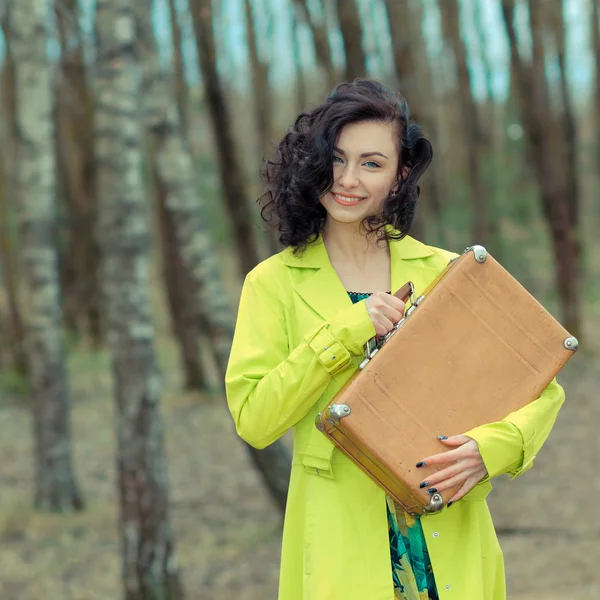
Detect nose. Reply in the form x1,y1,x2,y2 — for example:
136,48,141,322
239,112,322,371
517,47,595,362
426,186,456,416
338,164,359,190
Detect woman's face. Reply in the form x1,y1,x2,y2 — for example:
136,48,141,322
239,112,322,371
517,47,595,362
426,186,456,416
319,120,400,227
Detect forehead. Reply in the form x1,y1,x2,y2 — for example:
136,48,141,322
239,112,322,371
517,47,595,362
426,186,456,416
335,120,399,155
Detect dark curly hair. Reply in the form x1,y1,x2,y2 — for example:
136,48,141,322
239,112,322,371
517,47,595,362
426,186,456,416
260,79,433,253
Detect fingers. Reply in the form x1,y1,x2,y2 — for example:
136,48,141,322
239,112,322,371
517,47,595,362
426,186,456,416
365,292,406,335
438,434,472,447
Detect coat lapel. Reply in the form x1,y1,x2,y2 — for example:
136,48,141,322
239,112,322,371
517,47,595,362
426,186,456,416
281,231,439,321
281,236,352,323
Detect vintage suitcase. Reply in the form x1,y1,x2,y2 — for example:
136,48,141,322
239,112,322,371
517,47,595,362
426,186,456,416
315,245,578,515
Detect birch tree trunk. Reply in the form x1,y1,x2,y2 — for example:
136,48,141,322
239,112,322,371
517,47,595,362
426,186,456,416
11,0,84,511
291,2,308,113
94,0,183,597
501,0,582,337
55,0,102,345
335,0,367,81
0,8,27,375
439,0,488,246
137,0,291,513
382,0,444,243
190,0,261,278
293,0,337,89
166,0,189,133
591,0,600,173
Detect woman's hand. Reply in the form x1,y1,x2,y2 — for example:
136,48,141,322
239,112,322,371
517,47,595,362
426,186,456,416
416,435,488,505
365,292,406,336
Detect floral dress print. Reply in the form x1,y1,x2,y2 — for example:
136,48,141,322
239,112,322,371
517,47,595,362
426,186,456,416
348,292,439,600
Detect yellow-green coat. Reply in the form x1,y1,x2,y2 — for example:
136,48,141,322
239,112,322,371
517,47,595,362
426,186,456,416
225,234,565,600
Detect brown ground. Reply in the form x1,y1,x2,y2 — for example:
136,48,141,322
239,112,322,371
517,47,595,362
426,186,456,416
0,306,598,600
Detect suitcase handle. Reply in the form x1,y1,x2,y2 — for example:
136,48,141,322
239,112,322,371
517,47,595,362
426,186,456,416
360,281,418,369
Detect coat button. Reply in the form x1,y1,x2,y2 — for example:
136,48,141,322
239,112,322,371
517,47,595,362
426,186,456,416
445,584,451,590
432,531,440,538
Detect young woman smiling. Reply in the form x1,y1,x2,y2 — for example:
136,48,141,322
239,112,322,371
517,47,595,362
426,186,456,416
225,80,565,600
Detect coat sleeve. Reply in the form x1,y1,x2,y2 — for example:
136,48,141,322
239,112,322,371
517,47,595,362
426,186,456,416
225,269,376,449
463,378,565,479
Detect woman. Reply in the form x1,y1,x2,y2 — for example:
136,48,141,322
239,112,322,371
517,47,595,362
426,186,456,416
225,80,565,600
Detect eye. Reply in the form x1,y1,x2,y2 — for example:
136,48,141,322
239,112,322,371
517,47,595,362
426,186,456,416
332,156,343,164
364,161,381,168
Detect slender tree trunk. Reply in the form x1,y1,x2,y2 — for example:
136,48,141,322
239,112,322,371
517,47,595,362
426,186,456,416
94,1,183,597
293,0,337,89
189,0,261,278
166,0,189,133
11,0,84,512
382,0,445,243
439,0,488,246
137,0,291,513
591,0,600,173
291,2,308,113
55,0,102,345
335,0,367,81
501,0,581,336
0,11,27,375
549,1,579,228
153,161,208,391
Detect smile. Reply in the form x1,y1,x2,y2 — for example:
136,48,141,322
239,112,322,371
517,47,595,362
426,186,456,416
331,192,366,206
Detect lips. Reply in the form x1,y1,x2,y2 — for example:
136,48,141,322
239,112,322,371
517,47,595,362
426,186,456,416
330,192,366,206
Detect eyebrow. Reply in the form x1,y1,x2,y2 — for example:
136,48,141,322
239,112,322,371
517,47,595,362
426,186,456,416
333,146,389,160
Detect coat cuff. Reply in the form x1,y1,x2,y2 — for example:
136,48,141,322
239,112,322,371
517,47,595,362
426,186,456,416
305,301,375,376
464,421,525,480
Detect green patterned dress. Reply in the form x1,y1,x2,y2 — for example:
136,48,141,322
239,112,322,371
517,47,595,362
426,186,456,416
348,292,439,600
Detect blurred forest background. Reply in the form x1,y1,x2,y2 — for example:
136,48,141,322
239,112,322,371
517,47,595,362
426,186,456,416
0,0,599,598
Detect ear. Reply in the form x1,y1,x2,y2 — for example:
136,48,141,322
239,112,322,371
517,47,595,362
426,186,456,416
401,165,411,180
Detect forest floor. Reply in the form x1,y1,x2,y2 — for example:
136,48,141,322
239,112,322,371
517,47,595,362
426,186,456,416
0,293,599,600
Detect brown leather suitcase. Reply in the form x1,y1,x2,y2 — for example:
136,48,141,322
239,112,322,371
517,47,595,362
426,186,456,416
315,245,578,515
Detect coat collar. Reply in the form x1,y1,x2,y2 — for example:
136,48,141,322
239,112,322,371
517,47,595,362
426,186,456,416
281,230,435,323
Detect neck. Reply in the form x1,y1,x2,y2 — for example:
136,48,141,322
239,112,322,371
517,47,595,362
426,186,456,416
321,219,388,266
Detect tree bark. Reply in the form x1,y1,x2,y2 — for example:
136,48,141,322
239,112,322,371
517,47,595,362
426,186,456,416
549,1,579,228
0,10,27,375
335,0,367,81
293,0,337,89
166,0,189,133
55,0,102,346
94,0,183,597
137,0,291,513
189,0,261,278
11,0,84,511
439,0,488,246
501,0,582,337
591,0,600,173
382,0,445,243
291,2,308,113
153,162,208,391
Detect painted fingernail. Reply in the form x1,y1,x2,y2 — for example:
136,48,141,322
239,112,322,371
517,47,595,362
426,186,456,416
419,481,429,489
447,501,454,508
427,488,438,495
437,435,448,440
416,461,426,468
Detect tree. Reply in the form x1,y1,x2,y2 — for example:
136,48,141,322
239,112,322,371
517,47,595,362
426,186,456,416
0,6,26,375
501,0,582,336
54,0,102,345
11,0,84,511
335,0,367,81
439,0,488,246
137,0,291,512
382,0,444,244
166,0,189,132
591,0,600,172
189,0,261,278
293,0,337,90
94,0,183,596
